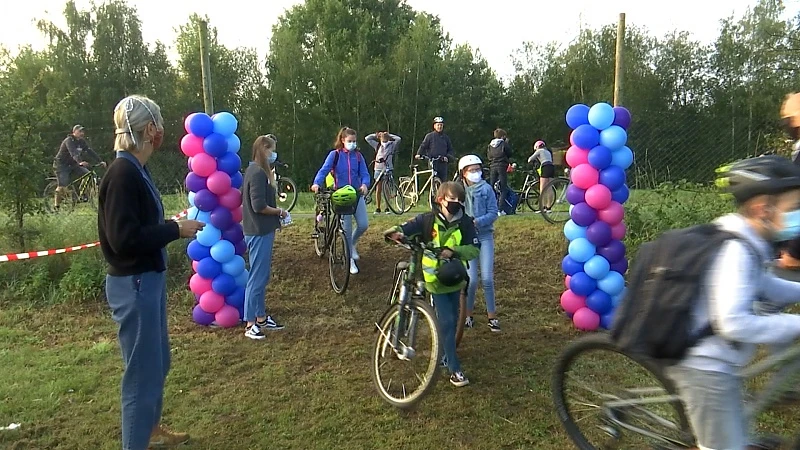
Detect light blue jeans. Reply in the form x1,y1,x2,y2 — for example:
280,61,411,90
466,234,496,315
244,232,276,322
341,196,368,255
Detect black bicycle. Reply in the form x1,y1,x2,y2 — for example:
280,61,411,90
311,190,353,294
272,162,298,212
43,164,104,213
364,160,403,215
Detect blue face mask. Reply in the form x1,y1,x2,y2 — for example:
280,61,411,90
268,152,277,164
774,209,800,242
344,142,357,151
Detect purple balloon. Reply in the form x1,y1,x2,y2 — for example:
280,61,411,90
222,223,244,244
210,207,234,230
571,202,598,227
234,240,247,256
562,255,584,276
186,173,207,193
194,189,219,212
610,259,629,275
217,152,242,175
203,133,228,158
192,304,215,325
231,172,243,189
600,166,626,191
566,185,586,205
598,240,626,263
572,124,600,149
611,185,630,204
612,106,631,129
586,221,613,247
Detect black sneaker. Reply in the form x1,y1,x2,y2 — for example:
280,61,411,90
257,316,284,331
374,208,381,215
488,318,501,332
245,324,265,340
450,371,469,387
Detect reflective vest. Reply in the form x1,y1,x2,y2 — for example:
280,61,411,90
422,221,464,283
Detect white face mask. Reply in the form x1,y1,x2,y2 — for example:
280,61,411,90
466,172,482,184
344,142,357,151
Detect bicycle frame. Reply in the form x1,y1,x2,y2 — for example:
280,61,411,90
382,240,428,354
365,167,391,200
401,157,442,204
314,192,344,252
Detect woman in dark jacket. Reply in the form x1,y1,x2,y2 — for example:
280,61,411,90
98,95,204,450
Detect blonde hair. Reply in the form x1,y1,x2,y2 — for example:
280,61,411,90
113,95,163,152
252,135,277,187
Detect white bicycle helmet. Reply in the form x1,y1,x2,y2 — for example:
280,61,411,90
458,154,483,172
433,116,444,123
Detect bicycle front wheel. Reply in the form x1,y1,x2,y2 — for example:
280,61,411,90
372,299,441,410
384,176,404,215
277,177,298,212
428,177,442,210
329,226,351,294
524,181,541,212
397,179,415,213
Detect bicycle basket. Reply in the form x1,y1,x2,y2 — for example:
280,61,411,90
333,201,357,215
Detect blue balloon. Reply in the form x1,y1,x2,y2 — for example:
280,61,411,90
612,287,627,307
584,255,611,280
196,224,222,247
570,272,597,297
572,124,600,149
611,146,634,170
212,112,238,136
203,133,228,158
210,240,236,263
222,255,246,276
598,271,625,296
227,287,245,309
187,240,211,261
196,257,222,279
187,113,214,137
599,166,626,191
599,125,627,150
187,191,196,207
566,104,590,129
231,172,243,189
211,273,237,296
588,103,615,130
236,305,245,320
564,220,588,241
600,311,615,330
611,185,630,204
235,269,249,287
217,152,242,175
586,289,614,315
587,145,612,170
226,134,241,153
568,237,597,263
562,255,584,276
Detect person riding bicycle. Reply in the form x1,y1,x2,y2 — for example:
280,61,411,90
528,140,555,210
668,155,800,450
53,124,106,207
487,128,512,216
416,116,454,181
385,181,479,387
365,131,401,214
311,127,371,275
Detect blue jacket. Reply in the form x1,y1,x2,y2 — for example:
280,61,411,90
313,149,371,190
465,180,498,237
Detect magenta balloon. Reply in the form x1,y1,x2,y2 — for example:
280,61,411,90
598,201,624,225
611,221,627,240
215,304,241,328
219,188,242,210
560,289,587,314
571,164,600,190
199,290,225,314
571,202,598,227
181,134,204,157
207,171,232,196
585,184,613,210
192,153,217,177
612,106,631,129
189,273,212,296
566,146,589,168
573,307,600,331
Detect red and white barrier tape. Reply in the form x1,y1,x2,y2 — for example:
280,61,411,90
0,209,189,263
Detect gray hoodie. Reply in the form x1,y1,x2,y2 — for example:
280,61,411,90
365,133,401,171
487,138,512,167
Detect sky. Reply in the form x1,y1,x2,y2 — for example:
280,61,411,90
2,0,784,80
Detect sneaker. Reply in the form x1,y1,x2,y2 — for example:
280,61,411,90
440,355,448,368
351,247,360,261
374,209,381,215
244,324,266,340
257,316,284,331
488,318,501,332
350,259,359,274
450,371,470,387
465,316,474,329
385,210,392,215
148,425,189,448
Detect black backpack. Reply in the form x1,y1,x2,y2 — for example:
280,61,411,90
610,223,759,363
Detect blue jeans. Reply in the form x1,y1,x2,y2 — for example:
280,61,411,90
432,290,462,373
466,234,496,315
244,232,276,322
106,271,170,450
341,196,368,254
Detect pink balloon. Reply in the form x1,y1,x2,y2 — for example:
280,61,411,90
569,132,576,147
192,260,199,272
192,153,217,177
231,206,243,224
570,164,599,190
189,273,213,296
573,307,600,331
199,290,225,314
181,134,204,157
611,221,627,240
564,275,571,290
215,304,240,328
560,290,587,314
219,188,242,210
598,202,624,226
207,171,232,195
565,146,589,168
585,184,612,210
184,113,197,134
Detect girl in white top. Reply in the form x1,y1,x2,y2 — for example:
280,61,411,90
365,131,401,214
528,140,555,211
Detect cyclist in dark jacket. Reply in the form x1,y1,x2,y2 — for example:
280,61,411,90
487,128,512,214
53,124,105,207
416,116,455,181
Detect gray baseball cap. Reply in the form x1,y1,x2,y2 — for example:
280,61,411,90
72,124,85,133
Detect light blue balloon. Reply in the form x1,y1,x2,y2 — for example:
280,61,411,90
564,220,588,241
568,238,597,263
210,240,236,263
584,255,611,280
235,269,249,287
187,206,199,218
599,125,627,150
188,191,196,207
196,224,222,247
598,271,625,296
212,112,238,136
588,103,615,130
190,209,212,224
226,134,241,153
611,287,627,307
222,255,246,277
611,146,634,170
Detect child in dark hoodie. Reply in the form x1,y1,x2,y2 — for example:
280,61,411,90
487,128,512,216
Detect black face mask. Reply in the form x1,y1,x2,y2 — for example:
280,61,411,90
444,201,462,215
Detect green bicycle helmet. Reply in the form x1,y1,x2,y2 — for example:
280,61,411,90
435,259,468,287
331,185,358,206
716,155,800,204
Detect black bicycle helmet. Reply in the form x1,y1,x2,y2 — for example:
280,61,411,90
435,258,467,286
717,155,800,203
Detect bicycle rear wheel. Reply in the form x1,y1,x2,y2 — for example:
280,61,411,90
552,333,693,450
43,181,76,213
540,178,570,224
277,177,298,212
428,177,442,210
397,179,415,213
312,215,327,258
524,181,541,212
329,225,351,294
384,175,404,215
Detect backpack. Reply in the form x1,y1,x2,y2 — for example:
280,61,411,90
609,223,760,363
325,149,363,188
499,188,519,215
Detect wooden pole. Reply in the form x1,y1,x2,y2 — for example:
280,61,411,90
613,13,626,106
198,20,214,115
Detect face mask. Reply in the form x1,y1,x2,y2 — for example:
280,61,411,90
443,201,462,215
466,172,482,184
344,142,357,151
269,152,278,164
774,209,800,242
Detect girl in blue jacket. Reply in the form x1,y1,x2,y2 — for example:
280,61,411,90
458,155,501,332
311,127,371,274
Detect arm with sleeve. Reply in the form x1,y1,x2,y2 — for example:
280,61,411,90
66,138,82,164
386,135,401,161
358,152,371,188
249,169,269,212
365,133,379,150
417,133,430,158
397,214,426,237
83,141,102,163
474,185,499,229
312,151,337,187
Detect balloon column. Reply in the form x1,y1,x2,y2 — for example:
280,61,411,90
560,103,633,331
182,112,247,328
